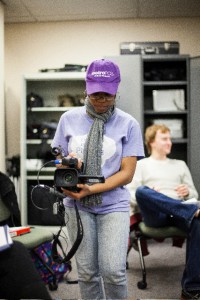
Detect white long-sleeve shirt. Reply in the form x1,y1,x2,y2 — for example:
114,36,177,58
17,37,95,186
128,156,199,214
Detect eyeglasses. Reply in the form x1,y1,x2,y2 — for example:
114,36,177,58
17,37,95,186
88,93,115,102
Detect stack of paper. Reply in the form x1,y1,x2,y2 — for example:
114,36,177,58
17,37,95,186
0,225,13,252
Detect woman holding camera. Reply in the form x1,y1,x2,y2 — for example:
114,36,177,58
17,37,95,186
51,59,144,299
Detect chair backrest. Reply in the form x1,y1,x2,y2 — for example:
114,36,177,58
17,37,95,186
0,172,21,226
0,197,11,222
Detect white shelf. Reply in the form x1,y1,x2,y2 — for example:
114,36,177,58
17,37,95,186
142,55,189,163
29,106,82,112
26,139,52,144
24,72,86,81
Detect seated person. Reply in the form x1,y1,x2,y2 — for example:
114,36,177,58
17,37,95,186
0,239,52,299
128,124,200,300
0,171,51,299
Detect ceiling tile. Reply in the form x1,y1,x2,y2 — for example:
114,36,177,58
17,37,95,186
3,0,32,17
139,0,200,18
22,0,138,20
2,0,200,23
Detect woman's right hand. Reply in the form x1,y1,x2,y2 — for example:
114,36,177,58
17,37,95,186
67,152,82,169
55,152,82,169
61,183,93,200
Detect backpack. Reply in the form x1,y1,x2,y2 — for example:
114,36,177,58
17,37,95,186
31,201,83,290
31,241,71,291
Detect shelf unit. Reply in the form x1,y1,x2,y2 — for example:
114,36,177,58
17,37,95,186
190,56,200,196
107,54,190,164
20,72,86,225
142,55,190,163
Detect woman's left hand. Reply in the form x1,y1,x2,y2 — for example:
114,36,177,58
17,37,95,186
61,184,92,200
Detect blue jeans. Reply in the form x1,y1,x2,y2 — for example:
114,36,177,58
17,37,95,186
65,206,130,299
136,186,200,292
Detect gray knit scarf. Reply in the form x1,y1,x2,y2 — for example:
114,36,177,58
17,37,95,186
80,97,115,207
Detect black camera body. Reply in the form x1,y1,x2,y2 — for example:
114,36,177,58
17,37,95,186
54,168,105,191
52,147,105,191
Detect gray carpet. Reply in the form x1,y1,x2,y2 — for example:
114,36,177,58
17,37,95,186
49,238,186,299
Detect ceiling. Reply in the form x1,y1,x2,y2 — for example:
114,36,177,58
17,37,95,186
2,0,200,24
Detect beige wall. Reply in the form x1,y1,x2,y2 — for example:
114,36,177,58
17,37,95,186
0,2,5,172
4,17,200,157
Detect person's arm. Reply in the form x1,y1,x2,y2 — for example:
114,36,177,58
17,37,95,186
61,156,137,200
127,161,144,215
176,161,199,199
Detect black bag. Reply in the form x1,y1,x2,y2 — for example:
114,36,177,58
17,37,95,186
27,92,43,108
27,124,41,139
27,121,57,140
39,121,58,139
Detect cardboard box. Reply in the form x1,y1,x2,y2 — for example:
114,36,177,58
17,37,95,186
153,89,185,112
153,119,183,138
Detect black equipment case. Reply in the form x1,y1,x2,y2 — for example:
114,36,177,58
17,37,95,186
120,41,179,55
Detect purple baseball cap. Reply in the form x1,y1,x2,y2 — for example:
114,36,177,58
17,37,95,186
85,59,121,95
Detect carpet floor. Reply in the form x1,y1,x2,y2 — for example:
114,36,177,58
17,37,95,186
49,238,186,299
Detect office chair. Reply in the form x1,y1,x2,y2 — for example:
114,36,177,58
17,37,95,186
129,217,187,289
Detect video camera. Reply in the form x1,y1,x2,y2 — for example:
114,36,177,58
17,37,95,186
52,146,105,191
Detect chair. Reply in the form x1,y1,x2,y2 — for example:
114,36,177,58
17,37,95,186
128,216,187,290
0,174,57,290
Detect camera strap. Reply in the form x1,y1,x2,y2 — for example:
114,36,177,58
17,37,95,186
52,201,83,263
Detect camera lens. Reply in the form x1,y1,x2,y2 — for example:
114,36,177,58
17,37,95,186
54,168,78,188
64,173,74,183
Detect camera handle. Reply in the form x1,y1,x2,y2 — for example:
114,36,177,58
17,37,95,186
54,157,78,168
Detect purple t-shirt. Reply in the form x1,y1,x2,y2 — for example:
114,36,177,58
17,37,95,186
51,106,144,214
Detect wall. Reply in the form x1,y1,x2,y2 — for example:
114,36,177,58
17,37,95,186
0,2,5,172
4,17,200,157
